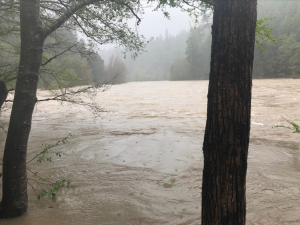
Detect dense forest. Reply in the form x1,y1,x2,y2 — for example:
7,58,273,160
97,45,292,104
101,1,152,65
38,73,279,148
0,28,127,90
103,0,300,81
170,25,211,80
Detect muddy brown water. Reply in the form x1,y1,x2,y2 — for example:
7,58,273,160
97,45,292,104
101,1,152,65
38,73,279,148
0,80,300,225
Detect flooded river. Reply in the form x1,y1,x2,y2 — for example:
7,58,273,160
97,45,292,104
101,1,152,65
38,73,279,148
1,79,300,225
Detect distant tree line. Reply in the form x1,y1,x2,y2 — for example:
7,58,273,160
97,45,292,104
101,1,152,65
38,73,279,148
103,0,300,81
170,25,211,80
104,55,127,84
102,30,189,81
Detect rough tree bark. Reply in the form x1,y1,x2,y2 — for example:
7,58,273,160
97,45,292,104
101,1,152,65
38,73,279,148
0,0,45,218
201,0,257,224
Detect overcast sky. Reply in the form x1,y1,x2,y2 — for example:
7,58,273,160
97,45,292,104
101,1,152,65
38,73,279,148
135,7,194,38
101,6,196,51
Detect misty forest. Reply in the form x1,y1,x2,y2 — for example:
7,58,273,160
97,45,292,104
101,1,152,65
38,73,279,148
0,0,300,224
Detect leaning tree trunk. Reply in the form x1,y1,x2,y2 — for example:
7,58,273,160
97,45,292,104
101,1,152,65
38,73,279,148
0,0,44,218
201,0,257,224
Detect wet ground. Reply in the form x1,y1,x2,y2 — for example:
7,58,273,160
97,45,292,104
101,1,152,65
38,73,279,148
0,79,300,224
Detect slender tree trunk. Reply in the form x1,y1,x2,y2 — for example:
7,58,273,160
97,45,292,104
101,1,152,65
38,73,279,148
201,0,257,224
0,0,44,218
0,81,8,109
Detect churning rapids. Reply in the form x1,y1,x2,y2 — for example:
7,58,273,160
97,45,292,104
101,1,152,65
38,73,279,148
0,80,300,225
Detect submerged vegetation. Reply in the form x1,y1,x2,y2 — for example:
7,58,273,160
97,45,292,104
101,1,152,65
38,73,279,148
274,118,300,134
27,134,73,200
0,134,72,200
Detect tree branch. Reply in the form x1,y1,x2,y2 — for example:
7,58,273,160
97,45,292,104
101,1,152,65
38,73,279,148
112,0,141,25
41,42,79,66
72,14,109,45
27,168,56,185
43,0,104,37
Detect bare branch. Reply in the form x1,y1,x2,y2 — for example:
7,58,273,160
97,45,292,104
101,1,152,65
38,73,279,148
72,15,108,45
27,168,56,184
41,42,79,66
28,178,55,186
37,85,102,102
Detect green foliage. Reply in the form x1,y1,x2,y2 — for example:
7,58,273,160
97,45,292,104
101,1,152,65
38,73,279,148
1,0,148,89
152,0,213,24
253,0,300,79
34,134,71,164
255,18,281,53
183,25,211,80
0,25,106,90
26,134,73,200
177,0,300,80
274,118,300,134
39,29,105,89
37,179,71,200
0,21,20,89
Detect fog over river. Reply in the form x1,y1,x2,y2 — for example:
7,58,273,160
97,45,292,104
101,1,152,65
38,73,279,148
1,79,300,225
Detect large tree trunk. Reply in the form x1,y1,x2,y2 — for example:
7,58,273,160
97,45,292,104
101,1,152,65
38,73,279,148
0,0,44,218
201,0,257,224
